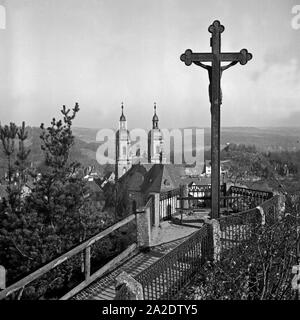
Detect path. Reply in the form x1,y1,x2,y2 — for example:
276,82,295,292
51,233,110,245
72,235,194,300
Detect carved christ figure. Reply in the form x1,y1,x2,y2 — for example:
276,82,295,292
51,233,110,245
193,61,238,105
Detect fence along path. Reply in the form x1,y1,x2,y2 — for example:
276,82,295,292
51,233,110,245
218,195,279,255
131,189,279,300
76,188,278,301
134,224,211,300
72,237,189,300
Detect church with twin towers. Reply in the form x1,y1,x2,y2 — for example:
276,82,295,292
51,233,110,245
115,102,167,180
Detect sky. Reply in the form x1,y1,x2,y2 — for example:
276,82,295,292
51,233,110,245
0,0,299,130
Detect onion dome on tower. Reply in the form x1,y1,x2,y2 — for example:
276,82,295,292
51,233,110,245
115,102,132,180
152,102,159,129
148,102,166,164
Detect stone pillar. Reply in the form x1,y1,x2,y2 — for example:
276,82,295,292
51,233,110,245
181,184,189,209
256,206,265,226
0,265,5,290
278,193,286,217
272,192,286,218
204,218,221,262
135,206,151,249
115,271,144,300
149,192,160,227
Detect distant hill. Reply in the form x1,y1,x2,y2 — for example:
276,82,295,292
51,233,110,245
205,127,300,152
182,127,300,153
72,127,101,143
72,126,300,160
0,127,105,177
2,126,299,177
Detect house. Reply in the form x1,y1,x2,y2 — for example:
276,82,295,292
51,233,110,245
203,160,212,176
202,160,228,178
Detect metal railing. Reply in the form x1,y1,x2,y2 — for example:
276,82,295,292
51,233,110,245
218,194,279,256
159,188,181,221
178,185,272,215
0,184,283,301
188,184,226,208
134,224,211,300
226,186,273,212
159,188,181,201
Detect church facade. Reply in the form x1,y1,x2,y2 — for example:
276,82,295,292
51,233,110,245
115,103,166,180
114,103,224,222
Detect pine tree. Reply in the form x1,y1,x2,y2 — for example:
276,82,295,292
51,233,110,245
29,103,88,250
0,121,33,285
0,104,131,299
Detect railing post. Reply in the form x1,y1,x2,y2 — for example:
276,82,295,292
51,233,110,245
256,206,265,226
224,183,227,208
84,246,91,280
277,193,286,217
136,206,151,249
0,265,6,290
115,271,144,300
204,219,221,262
149,193,160,227
181,184,189,210
292,265,300,300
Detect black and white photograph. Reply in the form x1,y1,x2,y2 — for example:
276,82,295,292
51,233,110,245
0,0,299,310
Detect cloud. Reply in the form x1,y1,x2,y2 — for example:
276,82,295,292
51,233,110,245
0,0,299,129
222,58,300,126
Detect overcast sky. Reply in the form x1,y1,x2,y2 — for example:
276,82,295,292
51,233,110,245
0,0,299,129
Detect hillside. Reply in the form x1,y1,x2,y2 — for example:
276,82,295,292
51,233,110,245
2,126,299,177
0,126,103,177
72,126,300,152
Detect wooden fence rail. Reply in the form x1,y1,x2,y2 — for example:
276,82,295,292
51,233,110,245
60,243,137,300
0,214,136,300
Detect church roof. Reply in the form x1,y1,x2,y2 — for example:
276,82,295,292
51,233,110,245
117,164,152,192
141,164,185,194
141,164,164,193
116,162,217,206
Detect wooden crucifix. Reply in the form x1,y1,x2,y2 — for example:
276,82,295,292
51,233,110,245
180,20,252,219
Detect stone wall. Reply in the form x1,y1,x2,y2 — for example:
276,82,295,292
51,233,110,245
115,272,143,300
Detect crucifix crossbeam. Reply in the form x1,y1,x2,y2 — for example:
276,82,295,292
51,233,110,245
181,50,252,64
180,20,252,219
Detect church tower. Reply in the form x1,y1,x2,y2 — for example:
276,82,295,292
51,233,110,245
116,103,132,180
148,103,166,164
